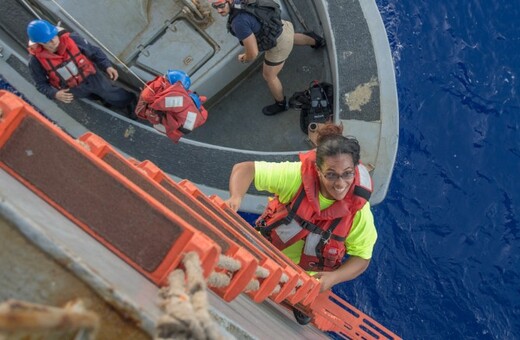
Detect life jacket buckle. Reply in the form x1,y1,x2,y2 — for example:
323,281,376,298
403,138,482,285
256,218,267,227
255,219,273,240
322,229,332,244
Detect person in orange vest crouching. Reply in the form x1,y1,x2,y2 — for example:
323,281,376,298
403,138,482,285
135,69,208,143
27,19,137,119
225,123,377,325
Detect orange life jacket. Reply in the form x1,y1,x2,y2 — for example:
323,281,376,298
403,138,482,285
255,150,373,271
29,32,96,89
135,76,208,143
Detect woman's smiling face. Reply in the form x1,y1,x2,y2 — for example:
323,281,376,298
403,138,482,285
316,153,355,201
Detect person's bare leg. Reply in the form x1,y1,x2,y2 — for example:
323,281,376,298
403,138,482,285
294,33,315,46
262,61,289,115
294,32,325,49
263,61,285,101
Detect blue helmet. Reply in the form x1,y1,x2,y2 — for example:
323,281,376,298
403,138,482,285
27,19,58,44
166,69,191,89
189,93,202,109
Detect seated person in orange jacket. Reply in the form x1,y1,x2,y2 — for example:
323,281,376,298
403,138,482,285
27,19,136,119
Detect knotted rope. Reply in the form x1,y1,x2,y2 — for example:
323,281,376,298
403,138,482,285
156,252,225,340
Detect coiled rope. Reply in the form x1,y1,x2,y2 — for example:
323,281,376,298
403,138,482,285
156,252,225,340
0,252,302,340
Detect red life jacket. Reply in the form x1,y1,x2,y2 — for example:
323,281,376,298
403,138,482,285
29,31,96,89
135,76,208,143
255,150,373,271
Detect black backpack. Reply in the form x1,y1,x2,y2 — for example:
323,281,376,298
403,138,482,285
290,81,334,134
228,0,283,51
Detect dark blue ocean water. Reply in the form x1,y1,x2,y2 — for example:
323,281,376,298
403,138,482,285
333,1,519,339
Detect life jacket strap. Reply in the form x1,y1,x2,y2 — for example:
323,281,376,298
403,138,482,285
354,185,371,201
256,189,306,239
294,215,345,243
316,218,342,269
284,189,306,223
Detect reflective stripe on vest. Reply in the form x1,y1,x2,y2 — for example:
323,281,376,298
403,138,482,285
274,218,303,244
136,76,208,142
303,233,321,256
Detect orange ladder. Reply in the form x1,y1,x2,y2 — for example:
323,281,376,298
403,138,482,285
0,90,219,284
78,132,258,302
135,159,298,303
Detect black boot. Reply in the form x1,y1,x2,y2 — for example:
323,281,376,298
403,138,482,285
292,307,312,325
262,97,288,116
304,31,326,49
125,95,138,120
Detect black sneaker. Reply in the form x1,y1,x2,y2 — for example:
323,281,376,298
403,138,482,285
304,31,326,49
262,97,289,116
292,307,312,325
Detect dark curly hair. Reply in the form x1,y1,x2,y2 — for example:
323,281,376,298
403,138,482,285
315,123,360,167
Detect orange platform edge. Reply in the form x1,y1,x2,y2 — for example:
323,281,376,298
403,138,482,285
208,193,322,306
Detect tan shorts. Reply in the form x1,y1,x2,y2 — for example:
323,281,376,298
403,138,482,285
264,20,294,65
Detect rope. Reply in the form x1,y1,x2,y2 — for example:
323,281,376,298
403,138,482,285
181,0,213,27
156,249,307,338
206,254,240,288
204,255,304,299
0,299,99,339
216,254,241,272
156,252,224,340
255,266,270,279
288,279,304,297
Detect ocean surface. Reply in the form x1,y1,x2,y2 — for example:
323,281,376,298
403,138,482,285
332,0,519,339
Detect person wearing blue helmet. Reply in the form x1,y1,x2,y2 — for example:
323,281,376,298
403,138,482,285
135,69,208,142
26,19,137,119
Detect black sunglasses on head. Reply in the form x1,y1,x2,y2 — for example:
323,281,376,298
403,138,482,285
212,2,227,9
